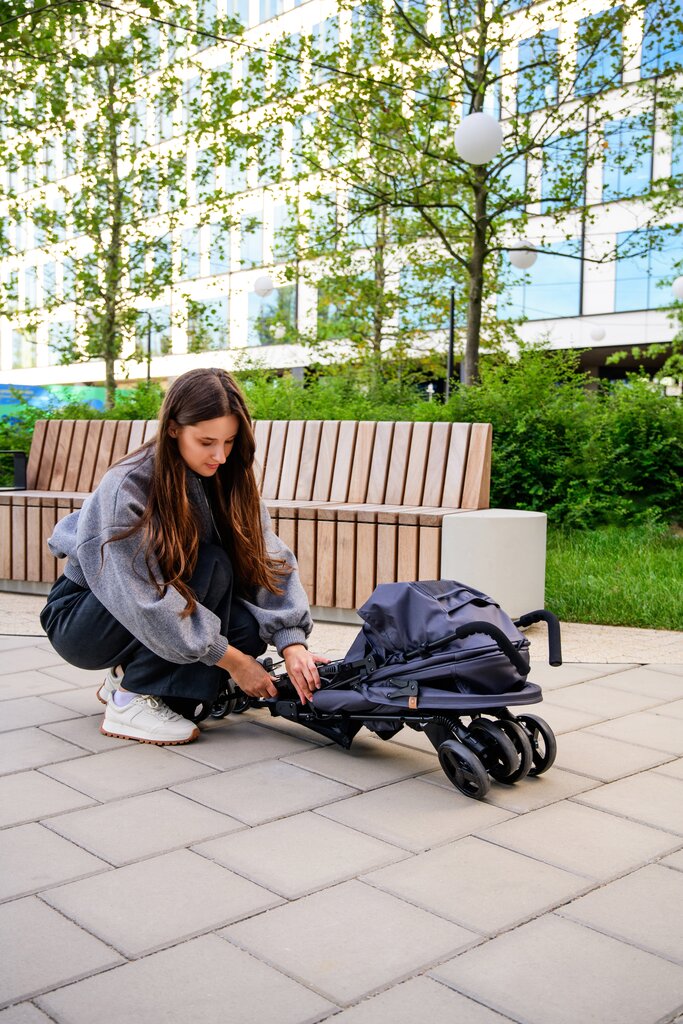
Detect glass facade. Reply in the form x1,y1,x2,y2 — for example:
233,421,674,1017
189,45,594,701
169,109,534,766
517,30,558,113
641,0,683,77
500,239,583,320
602,117,652,201
188,296,228,351
247,285,295,345
541,133,586,214
240,211,264,267
575,10,622,97
614,226,683,311
180,226,202,279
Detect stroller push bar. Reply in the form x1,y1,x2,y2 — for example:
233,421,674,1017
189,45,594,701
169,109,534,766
514,609,563,666
452,621,530,676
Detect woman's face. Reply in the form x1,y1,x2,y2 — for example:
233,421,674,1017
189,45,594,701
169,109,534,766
170,414,240,477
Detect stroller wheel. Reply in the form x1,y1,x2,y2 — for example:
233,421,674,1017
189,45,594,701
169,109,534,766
495,719,534,784
209,684,238,719
231,692,252,714
468,719,520,783
438,740,490,800
516,714,557,776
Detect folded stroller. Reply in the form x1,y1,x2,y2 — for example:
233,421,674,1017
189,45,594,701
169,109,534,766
211,580,561,801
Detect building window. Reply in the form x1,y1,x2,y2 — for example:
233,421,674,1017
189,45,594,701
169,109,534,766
672,106,683,177
62,257,77,303
180,226,202,279
155,96,174,143
602,117,652,201
399,266,464,332
139,168,159,217
311,18,339,85
499,239,583,320
182,75,202,130
152,235,172,282
273,203,295,262
195,148,215,202
615,226,683,311
541,133,586,214
247,285,295,345
259,0,283,23
135,306,172,358
24,266,38,309
224,151,248,194
226,0,249,25
317,274,372,340
48,319,75,365
131,98,147,151
351,5,379,65
273,34,301,93
209,223,230,275
195,0,217,49
42,262,57,305
291,112,317,177
309,193,337,252
574,9,622,97
12,330,37,369
462,53,501,119
517,30,558,113
240,212,263,267
257,126,282,187
347,190,376,250
187,296,229,351
641,0,683,77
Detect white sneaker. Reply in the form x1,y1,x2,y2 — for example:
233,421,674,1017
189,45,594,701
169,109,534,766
101,694,200,745
97,665,124,705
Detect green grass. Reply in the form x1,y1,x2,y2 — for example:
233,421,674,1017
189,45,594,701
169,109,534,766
545,522,683,631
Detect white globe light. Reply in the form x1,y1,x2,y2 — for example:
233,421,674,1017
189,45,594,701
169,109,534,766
672,276,683,300
508,243,537,270
590,326,606,342
254,275,274,298
454,112,504,165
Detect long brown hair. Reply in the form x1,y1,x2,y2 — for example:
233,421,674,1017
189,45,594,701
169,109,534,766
111,367,288,616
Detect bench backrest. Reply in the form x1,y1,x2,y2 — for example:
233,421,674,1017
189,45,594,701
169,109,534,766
27,418,491,509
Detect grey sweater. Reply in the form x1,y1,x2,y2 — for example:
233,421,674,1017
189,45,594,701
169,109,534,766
47,446,312,666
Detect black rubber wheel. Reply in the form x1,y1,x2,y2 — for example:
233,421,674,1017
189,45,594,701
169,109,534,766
209,684,238,720
231,692,252,714
438,739,490,800
516,714,557,776
495,718,534,783
468,718,520,782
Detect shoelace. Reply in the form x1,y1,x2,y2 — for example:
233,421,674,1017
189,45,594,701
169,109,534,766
135,695,181,721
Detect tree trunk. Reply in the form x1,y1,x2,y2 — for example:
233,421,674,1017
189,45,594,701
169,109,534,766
371,204,387,382
103,60,123,410
461,168,487,385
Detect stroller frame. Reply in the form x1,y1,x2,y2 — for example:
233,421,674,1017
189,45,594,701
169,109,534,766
211,609,561,801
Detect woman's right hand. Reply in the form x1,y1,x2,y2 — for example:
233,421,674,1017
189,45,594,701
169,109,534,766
219,648,278,699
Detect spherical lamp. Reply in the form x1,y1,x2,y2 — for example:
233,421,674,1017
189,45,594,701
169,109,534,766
253,275,275,298
454,112,504,165
589,326,606,342
672,276,683,300
508,242,537,270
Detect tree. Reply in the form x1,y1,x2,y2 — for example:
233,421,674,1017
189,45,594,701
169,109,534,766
267,0,683,383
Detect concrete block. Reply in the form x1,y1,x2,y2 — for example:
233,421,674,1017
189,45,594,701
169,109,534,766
0,822,108,900
574,770,683,834
587,711,683,754
546,681,672,717
441,509,546,617
0,728,86,775
0,771,94,828
0,671,77,701
554,729,672,782
169,717,320,771
317,976,510,1024
283,734,436,791
597,667,683,701
0,648,65,676
0,1005,54,1024
0,696,78,732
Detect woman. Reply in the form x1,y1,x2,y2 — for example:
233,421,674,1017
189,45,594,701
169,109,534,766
40,367,325,745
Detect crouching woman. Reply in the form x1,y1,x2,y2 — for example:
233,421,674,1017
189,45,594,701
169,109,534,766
40,367,325,745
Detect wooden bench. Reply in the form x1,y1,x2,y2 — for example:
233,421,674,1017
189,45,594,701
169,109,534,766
0,417,545,616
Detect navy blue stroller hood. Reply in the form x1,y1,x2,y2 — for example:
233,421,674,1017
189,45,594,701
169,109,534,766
344,579,531,696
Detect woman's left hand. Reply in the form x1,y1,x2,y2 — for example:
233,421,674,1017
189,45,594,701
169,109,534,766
282,644,330,704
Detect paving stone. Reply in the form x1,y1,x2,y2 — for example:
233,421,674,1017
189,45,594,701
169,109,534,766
317,779,513,852
0,671,77,701
0,896,123,1009
194,811,408,898
39,664,107,687
431,914,683,1024
45,790,243,865
661,850,683,871
587,711,683,754
647,665,683,679
37,933,334,1024
525,662,636,690
0,1005,54,1024
0,636,48,652
222,879,477,1006
476,800,680,880
326,976,511,1023
655,757,683,780
558,864,683,964
544,681,671,717
0,771,95,828
0,696,79,733
420,765,600,813
574,770,683,834
652,698,683,719
0,822,108,900
386,726,438,756
597,666,683,701
41,848,282,959
0,728,87,776
0,648,65,676
553,730,672,782
40,715,123,753
168,717,320,770
283,734,437,791
241,714,332,746
173,760,355,825
41,688,102,716
363,835,589,935
528,701,601,734
41,743,215,800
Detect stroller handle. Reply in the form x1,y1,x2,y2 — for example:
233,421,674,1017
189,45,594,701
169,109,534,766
513,610,563,666
454,621,530,676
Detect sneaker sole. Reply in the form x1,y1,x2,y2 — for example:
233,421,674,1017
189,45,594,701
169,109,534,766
99,723,200,745
96,685,107,705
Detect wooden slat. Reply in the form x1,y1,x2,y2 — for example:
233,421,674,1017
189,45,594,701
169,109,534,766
296,517,316,605
277,420,306,501
376,522,398,585
62,421,90,491
397,524,419,581
295,421,323,501
35,421,62,490
11,503,26,580
441,423,471,508
275,514,296,555
311,420,340,501
347,421,377,503
329,421,358,502
26,505,42,581
111,421,133,465
403,422,432,505
261,421,288,499
76,420,104,492
55,503,73,576
143,420,159,443
335,521,356,609
355,521,376,607
315,520,336,607
48,420,75,491
127,420,147,453
41,503,58,583
418,526,441,580
366,421,396,504
461,423,492,509
253,420,271,491
25,419,49,490
422,422,452,506
91,420,119,488
0,502,11,578
384,422,413,505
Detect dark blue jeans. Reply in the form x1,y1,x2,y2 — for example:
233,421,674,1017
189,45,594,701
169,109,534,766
40,543,266,719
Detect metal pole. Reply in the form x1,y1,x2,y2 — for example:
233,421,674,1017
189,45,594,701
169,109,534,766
146,315,152,384
445,284,455,400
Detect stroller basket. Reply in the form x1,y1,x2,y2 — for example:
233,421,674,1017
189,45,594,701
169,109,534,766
212,580,561,801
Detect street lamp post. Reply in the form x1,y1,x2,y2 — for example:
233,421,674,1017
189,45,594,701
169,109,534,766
445,284,456,401
146,314,152,384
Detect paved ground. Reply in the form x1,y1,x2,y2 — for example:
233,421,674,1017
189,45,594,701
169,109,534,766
0,606,682,1023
